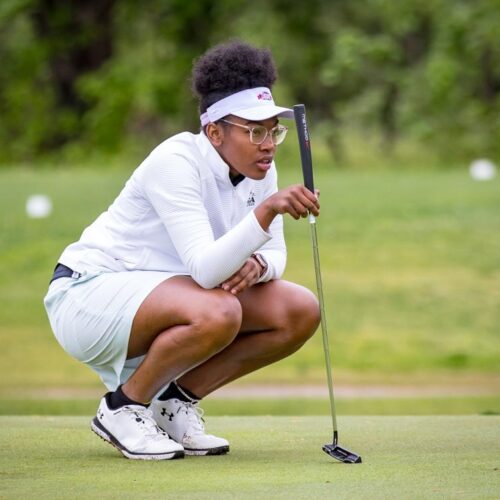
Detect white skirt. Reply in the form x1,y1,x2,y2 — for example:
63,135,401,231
44,270,180,390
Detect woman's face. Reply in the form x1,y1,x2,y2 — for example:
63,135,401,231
208,115,278,180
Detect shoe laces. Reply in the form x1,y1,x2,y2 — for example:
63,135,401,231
178,401,205,435
123,406,168,439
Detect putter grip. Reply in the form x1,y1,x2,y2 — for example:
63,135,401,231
293,104,314,193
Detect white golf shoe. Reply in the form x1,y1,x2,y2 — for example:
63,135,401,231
151,398,229,456
91,395,185,460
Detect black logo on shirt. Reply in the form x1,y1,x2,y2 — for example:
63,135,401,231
247,191,256,207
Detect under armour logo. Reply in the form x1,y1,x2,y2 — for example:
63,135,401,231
246,191,255,207
98,409,104,420
161,408,174,421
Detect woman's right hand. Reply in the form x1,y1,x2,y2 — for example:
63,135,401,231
254,184,320,231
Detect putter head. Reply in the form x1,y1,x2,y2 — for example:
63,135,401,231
323,443,362,464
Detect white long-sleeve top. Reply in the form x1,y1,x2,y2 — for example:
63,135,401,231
58,132,286,289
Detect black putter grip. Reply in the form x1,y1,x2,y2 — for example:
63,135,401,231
293,104,314,193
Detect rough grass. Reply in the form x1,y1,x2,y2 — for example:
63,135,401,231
0,167,499,393
1,415,499,499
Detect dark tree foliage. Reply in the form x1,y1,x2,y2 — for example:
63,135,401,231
32,0,114,114
31,0,115,148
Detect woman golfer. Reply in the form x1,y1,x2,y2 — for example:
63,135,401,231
44,40,320,460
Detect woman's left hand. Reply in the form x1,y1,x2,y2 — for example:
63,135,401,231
220,258,262,295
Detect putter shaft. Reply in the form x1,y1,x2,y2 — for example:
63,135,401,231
308,213,338,439
309,214,362,464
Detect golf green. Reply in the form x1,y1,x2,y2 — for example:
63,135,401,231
1,416,498,498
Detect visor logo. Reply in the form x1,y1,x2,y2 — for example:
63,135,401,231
257,91,272,101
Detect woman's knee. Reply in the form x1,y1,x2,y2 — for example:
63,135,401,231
191,292,242,351
280,285,320,346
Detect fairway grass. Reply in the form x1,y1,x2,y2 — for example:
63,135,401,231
1,416,498,499
1,168,499,391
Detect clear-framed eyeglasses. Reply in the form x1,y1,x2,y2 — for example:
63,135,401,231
220,119,288,145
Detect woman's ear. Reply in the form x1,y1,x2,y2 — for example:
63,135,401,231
205,122,224,147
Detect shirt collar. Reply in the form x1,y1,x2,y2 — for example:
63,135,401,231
231,174,246,186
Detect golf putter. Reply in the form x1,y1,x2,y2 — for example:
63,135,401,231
293,104,362,464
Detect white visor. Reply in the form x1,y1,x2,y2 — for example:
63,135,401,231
200,87,293,126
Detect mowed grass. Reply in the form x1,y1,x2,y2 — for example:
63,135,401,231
1,415,499,499
0,167,499,393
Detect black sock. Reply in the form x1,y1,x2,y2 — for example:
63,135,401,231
158,381,200,403
107,385,146,410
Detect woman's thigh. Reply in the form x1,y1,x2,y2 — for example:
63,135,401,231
128,275,242,358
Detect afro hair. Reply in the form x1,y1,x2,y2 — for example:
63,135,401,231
192,39,278,114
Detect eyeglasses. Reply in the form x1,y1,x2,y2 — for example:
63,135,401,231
220,119,288,145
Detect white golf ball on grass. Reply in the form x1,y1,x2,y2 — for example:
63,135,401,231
469,159,496,181
26,194,53,218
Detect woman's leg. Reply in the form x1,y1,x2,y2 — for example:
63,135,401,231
122,276,242,403
177,279,320,397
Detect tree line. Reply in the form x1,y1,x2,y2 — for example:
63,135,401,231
0,0,499,165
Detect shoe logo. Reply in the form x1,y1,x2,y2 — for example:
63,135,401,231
98,409,104,420
246,191,255,207
161,408,175,421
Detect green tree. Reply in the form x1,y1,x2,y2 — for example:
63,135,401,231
0,0,498,164
0,0,116,160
